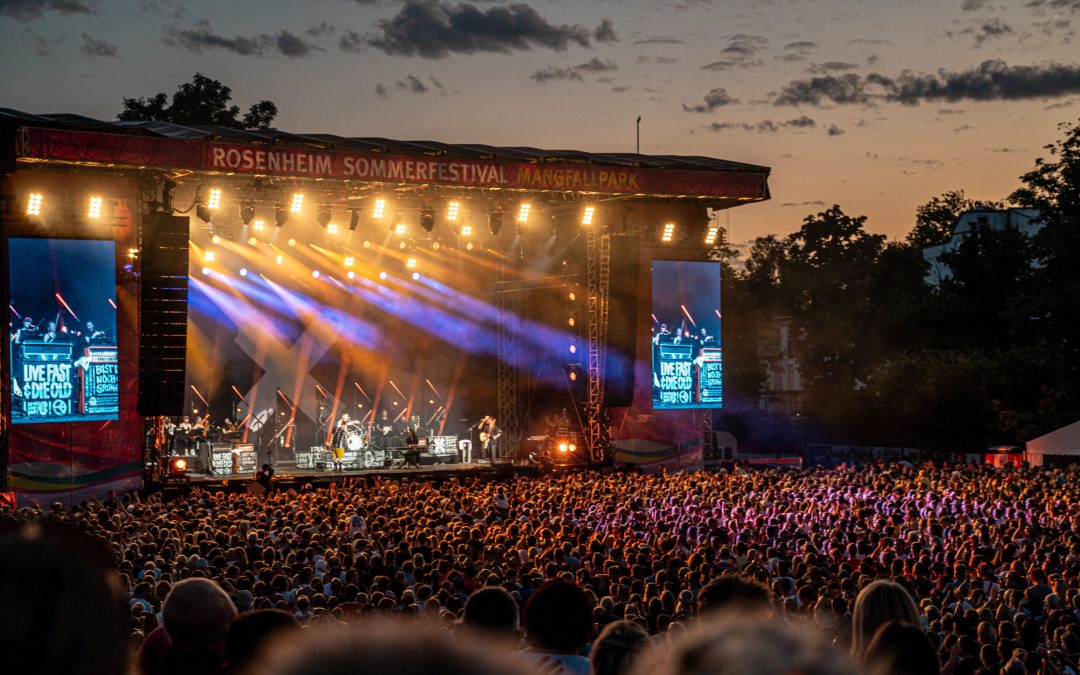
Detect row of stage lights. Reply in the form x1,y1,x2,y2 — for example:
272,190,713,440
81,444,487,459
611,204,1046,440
23,189,723,246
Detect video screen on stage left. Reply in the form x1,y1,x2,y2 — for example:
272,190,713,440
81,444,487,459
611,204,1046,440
651,260,722,409
8,238,119,424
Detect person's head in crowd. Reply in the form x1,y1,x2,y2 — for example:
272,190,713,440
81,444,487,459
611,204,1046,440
636,612,858,675
863,621,940,675
252,623,528,675
0,524,128,675
697,574,772,616
226,609,299,673
523,579,593,654
851,579,921,660
461,586,520,637
590,620,652,675
161,578,238,665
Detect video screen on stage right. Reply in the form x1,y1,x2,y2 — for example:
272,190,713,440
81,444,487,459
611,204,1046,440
651,260,722,410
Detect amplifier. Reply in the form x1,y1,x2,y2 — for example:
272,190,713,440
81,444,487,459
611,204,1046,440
209,445,233,476
233,444,257,473
428,435,458,456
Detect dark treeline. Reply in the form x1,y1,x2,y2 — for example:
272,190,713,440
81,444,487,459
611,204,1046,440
721,118,1080,453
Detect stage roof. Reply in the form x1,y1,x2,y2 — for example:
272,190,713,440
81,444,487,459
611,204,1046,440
1,109,770,208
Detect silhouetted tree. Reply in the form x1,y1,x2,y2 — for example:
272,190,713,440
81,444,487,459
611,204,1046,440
118,73,278,130
906,189,1003,250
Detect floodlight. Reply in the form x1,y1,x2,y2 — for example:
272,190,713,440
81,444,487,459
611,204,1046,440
447,201,460,222
290,193,304,213
661,223,675,242
582,205,595,226
206,187,222,210
88,196,104,219
26,193,42,216
517,202,531,223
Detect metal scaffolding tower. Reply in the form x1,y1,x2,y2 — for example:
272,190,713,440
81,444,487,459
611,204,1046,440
585,228,611,462
495,241,521,461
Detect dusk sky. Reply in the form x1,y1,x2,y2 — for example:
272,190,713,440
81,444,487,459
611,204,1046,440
2,0,1079,249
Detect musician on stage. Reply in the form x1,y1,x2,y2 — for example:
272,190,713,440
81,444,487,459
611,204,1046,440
477,416,501,466
41,321,58,344
403,426,421,468
694,327,715,352
330,414,352,472
652,322,672,345
80,321,107,349
11,316,36,344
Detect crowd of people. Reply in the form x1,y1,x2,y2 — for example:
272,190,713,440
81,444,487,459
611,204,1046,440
2,462,1079,675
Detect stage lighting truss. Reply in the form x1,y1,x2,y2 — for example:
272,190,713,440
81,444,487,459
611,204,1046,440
26,192,43,216
290,192,304,213
705,225,719,246
446,201,460,222
372,198,387,219
661,223,676,242
206,187,222,210
87,196,104,219
517,202,531,223
582,205,596,226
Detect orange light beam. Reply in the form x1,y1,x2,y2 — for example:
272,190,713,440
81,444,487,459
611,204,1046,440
108,298,117,309
55,293,79,321
190,385,209,407
425,379,442,399
388,379,405,400
353,382,371,401
680,304,696,327
715,309,722,320
230,385,248,405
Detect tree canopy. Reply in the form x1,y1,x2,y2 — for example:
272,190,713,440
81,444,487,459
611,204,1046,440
117,73,278,130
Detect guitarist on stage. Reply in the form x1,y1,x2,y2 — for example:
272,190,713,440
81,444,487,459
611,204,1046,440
477,416,501,466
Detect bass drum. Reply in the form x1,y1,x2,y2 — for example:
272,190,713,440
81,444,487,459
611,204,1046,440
362,447,385,469
345,431,365,452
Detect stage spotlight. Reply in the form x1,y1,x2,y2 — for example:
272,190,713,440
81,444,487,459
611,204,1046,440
211,234,221,245
488,212,503,235
398,241,407,250
466,242,475,251
276,255,284,265
248,236,258,246
128,248,138,259
240,203,256,225
362,240,371,249
379,271,388,280
204,250,216,262
87,196,104,219
406,258,417,269
347,270,356,280
275,205,289,227
312,270,320,279
582,205,595,226
169,457,187,477
705,225,719,245
461,224,473,237
412,272,420,281
569,370,577,381
344,256,355,267
420,208,435,233
327,223,339,234
394,221,406,236
568,315,576,327
201,266,211,275
568,291,576,301
372,198,386,219
569,343,577,354
661,222,675,242
431,241,441,250
558,442,568,453
26,193,42,216
287,238,296,247
517,202,531,223
349,209,361,231
253,219,265,231
447,201,460,222
195,203,213,224
206,187,222,210
290,192,304,213
568,443,577,452
240,268,248,277
316,206,332,228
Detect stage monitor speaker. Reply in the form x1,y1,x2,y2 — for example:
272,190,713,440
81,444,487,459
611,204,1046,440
603,235,639,407
138,211,190,416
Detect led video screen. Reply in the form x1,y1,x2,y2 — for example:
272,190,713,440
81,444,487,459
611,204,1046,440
8,238,119,424
651,260,722,409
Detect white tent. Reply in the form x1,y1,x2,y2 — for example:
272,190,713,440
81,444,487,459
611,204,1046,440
1026,420,1080,466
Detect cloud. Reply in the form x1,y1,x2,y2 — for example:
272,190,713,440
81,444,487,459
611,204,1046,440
530,56,616,83
807,61,859,74
779,40,816,62
21,27,65,55
961,0,991,9
827,124,845,136
849,38,893,46
1025,0,1080,12
948,19,1013,46
80,32,117,57
361,0,599,58
780,200,827,208
0,0,93,21
682,87,739,112
774,59,1080,106
305,22,335,38
636,55,678,65
165,20,321,58
701,33,768,70
376,74,448,98
594,18,617,43
703,116,816,133
633,35,685,45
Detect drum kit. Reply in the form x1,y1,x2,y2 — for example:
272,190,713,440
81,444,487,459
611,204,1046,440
332,421,385,469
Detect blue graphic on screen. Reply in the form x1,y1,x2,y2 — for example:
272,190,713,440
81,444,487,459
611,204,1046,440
8,238,119,424
651,260,722,409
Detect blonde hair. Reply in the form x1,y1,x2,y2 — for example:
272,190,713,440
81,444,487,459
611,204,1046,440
851,580,921,660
